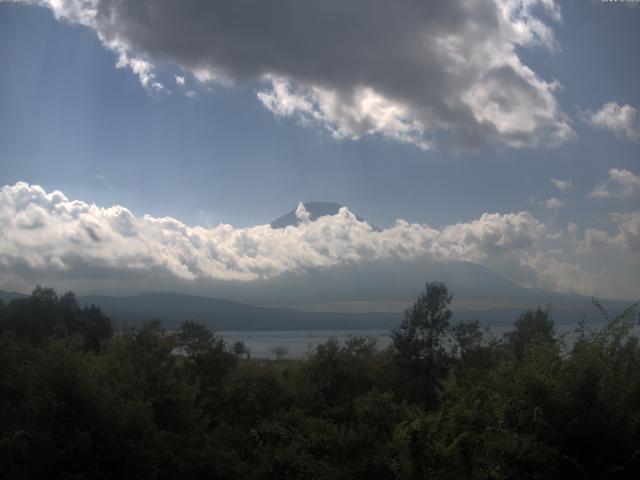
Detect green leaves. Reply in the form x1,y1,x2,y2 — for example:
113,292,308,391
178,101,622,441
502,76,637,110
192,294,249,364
1,285,639,478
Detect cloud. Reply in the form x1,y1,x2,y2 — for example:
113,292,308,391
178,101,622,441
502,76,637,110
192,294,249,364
4,182,603,295
116,51,164,91
612,211,640,255
588,168,640,199
0,183,544,280
545,197,567,210
257,76,430,149
582,102,640,142
577,211,640,258
438,211,545,260
523,252,609,298
32,0,574,150
551,178,572,192
175,75,185,86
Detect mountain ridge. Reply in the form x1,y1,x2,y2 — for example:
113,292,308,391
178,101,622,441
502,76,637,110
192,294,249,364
270,201,376,229
1,285,633,331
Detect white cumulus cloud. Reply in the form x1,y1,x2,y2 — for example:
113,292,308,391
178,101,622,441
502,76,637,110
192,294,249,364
588,168,640,199
545,197,567,210
551,178,573,192
577,211,640,258
1,182,609,299
530,195,568,211
582,102,640,142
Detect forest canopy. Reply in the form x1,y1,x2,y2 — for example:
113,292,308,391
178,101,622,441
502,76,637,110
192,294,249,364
1,283,639,479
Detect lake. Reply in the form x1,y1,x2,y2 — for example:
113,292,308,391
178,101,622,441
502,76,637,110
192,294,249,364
219,321,620,359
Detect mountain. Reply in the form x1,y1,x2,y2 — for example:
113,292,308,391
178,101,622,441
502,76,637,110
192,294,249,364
77,292,398,331
71,288,640,329
0,290,26,303
270,202,375,229
189,257,632,325
1,282,632,331
0,288,398,330
263,203,634,323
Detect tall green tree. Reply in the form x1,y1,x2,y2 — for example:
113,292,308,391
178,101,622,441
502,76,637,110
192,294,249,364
0,287,111,351
505,307,555,360
392,281,452,407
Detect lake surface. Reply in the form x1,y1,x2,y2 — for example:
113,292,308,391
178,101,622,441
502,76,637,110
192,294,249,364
219,321,620,359
220,329,392,359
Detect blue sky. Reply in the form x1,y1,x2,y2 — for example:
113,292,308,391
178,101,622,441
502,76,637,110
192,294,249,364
0,1,639,300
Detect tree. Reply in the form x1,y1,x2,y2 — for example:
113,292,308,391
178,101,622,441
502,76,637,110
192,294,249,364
451,319,484,361
391,281,452,407
176,320,214,357
392,281,452,364
174,320,236,422
505,307,555,360
304,337,380,419
0,288,111,351
232,340,250,359
270,345,289,361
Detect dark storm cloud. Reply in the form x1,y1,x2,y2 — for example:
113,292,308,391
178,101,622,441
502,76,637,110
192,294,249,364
36,0,574,149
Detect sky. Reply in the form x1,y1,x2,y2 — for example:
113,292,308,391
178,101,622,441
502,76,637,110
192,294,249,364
0,0,639,300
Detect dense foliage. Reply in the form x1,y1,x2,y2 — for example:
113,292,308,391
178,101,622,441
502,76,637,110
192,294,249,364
1,283,639,479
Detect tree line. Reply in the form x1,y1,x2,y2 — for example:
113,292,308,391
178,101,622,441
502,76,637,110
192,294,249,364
1,283,639,479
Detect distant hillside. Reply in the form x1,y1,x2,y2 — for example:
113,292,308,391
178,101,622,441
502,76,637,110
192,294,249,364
2,252,634,331
0,290,26,303
187,257,633,323
1,288,399,331
66,290,639,329
77,292,399,331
